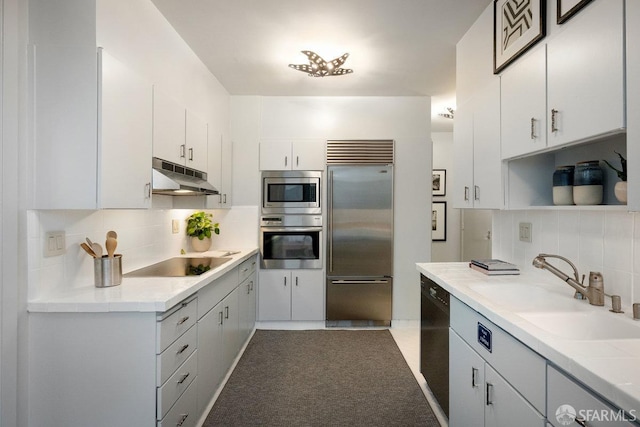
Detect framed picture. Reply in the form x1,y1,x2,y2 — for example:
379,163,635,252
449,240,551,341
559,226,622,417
431,202,447,242
557,0,593,24
432,169,446,197
494,0,546,74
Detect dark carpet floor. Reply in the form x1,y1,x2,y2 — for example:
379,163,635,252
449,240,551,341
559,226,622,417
203,329,440,426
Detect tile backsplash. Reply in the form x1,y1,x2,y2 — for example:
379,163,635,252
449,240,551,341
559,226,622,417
28,206,258,299
492,209,638,307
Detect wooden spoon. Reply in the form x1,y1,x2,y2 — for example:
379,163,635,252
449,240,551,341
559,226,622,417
105,237,117,258
80,242,97,258
91,243,103,258
106,230,117,239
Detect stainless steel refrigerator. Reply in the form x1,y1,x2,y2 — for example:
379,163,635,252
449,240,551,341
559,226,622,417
326,164,393,326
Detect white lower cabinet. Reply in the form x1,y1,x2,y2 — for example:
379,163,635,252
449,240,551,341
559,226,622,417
449,297,546,427
258,269,324,321
238,258,257,343
449,296,636,427
449,331,545,427
28,255,258,427
547,365,636,427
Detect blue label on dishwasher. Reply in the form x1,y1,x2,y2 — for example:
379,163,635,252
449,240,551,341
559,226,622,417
478,322,492,353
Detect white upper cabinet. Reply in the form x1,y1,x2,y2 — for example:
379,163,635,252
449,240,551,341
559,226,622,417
152,88,186,165
546,0,625,147
500,47,547,159
260,140,326,171
153,88,209,173
185,110,208,172
628,0,640,211
98,49,152,209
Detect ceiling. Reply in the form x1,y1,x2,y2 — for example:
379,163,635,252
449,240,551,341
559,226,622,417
150,0,492,131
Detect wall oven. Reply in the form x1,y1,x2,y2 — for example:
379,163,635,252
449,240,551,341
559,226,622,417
260,215,323,269
262,171,321,214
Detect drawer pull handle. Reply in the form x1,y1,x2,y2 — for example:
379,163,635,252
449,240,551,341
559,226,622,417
180,144,186,159
486,383,493,405
176,344,189,355
471,367,478,388
225,306,230,319
551,108,559,133
250,280,254,291
177,372,190,385
218,311,224,325
177,413,189,427
176,316,190,326
464,186,470,201
474,185,480,201
530,117,536,139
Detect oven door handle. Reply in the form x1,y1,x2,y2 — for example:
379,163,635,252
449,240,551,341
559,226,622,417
261,227,323,233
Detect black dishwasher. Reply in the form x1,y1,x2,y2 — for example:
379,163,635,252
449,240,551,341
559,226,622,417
420,274,450,417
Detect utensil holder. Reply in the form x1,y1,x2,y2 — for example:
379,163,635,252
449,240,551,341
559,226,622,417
94,255,122,288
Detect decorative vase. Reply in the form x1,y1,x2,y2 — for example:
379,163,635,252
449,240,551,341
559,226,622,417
573,160,603,205
190,236,212,252
614,181,628,204
552,165,575,205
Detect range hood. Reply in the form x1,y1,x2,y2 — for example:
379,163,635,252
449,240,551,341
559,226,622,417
152,157,219,196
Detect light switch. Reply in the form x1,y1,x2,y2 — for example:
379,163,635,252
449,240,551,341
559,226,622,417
172,219,180,234
44,231,66,257
519,222,532,243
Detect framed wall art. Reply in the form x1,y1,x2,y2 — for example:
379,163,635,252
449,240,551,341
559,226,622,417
432,169,446,196
494,0,546,74
557,0,593,24
431,201,447,242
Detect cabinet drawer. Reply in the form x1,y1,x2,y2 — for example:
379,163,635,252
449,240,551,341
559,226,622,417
158,377,197,427
197,267,238,319
547,365,635,427
238,256,257,283
157,297,197,353
450,297,546,414
157,325,197,386
157,350,197,420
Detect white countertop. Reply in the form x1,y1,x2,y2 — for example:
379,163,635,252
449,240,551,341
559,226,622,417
28,248,258,313
417,262,640,416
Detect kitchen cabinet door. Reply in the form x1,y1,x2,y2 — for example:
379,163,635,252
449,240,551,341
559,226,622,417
258,270,292,321
452,80,503,210
484,364,545,427
292,140,326,171
185,109,208,172
260,140,292,170
291,270,324,321
207,132,233,208
449,330,485,427
98,48,152,208
547,0,624,148
221,288,240,370
197,304,224,414
500,47,547,160
238,272,256,343
153,87,186,165
627,0,640,212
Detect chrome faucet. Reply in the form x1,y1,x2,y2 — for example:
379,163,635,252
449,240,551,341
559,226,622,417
532,254,604,306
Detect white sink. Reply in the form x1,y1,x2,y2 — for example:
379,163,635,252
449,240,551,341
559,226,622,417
469,283,579,312
517,311,640,340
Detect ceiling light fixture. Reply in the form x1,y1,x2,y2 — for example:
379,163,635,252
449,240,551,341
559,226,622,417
438,108,455,119
288,50,353,77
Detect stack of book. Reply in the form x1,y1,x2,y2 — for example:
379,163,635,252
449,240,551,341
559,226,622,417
469,259,520,275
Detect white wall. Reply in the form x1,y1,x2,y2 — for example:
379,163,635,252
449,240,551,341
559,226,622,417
493,209,640,309
431,132,461,261
232,96,432,321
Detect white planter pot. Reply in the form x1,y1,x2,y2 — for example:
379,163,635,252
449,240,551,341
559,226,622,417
190,236,212,252
614,181,628,203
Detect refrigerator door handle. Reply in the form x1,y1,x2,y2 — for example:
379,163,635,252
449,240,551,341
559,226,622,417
328,169,334,273
330,279,391,285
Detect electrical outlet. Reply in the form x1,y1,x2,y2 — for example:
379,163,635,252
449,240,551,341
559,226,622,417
519,222,532,243
44,231,66,257
172,219,180,234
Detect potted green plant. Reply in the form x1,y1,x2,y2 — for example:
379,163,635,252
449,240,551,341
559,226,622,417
186,211,220,252
603,151,627,203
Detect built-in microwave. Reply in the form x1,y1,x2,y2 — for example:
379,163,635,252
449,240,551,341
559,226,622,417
262,171,321,214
